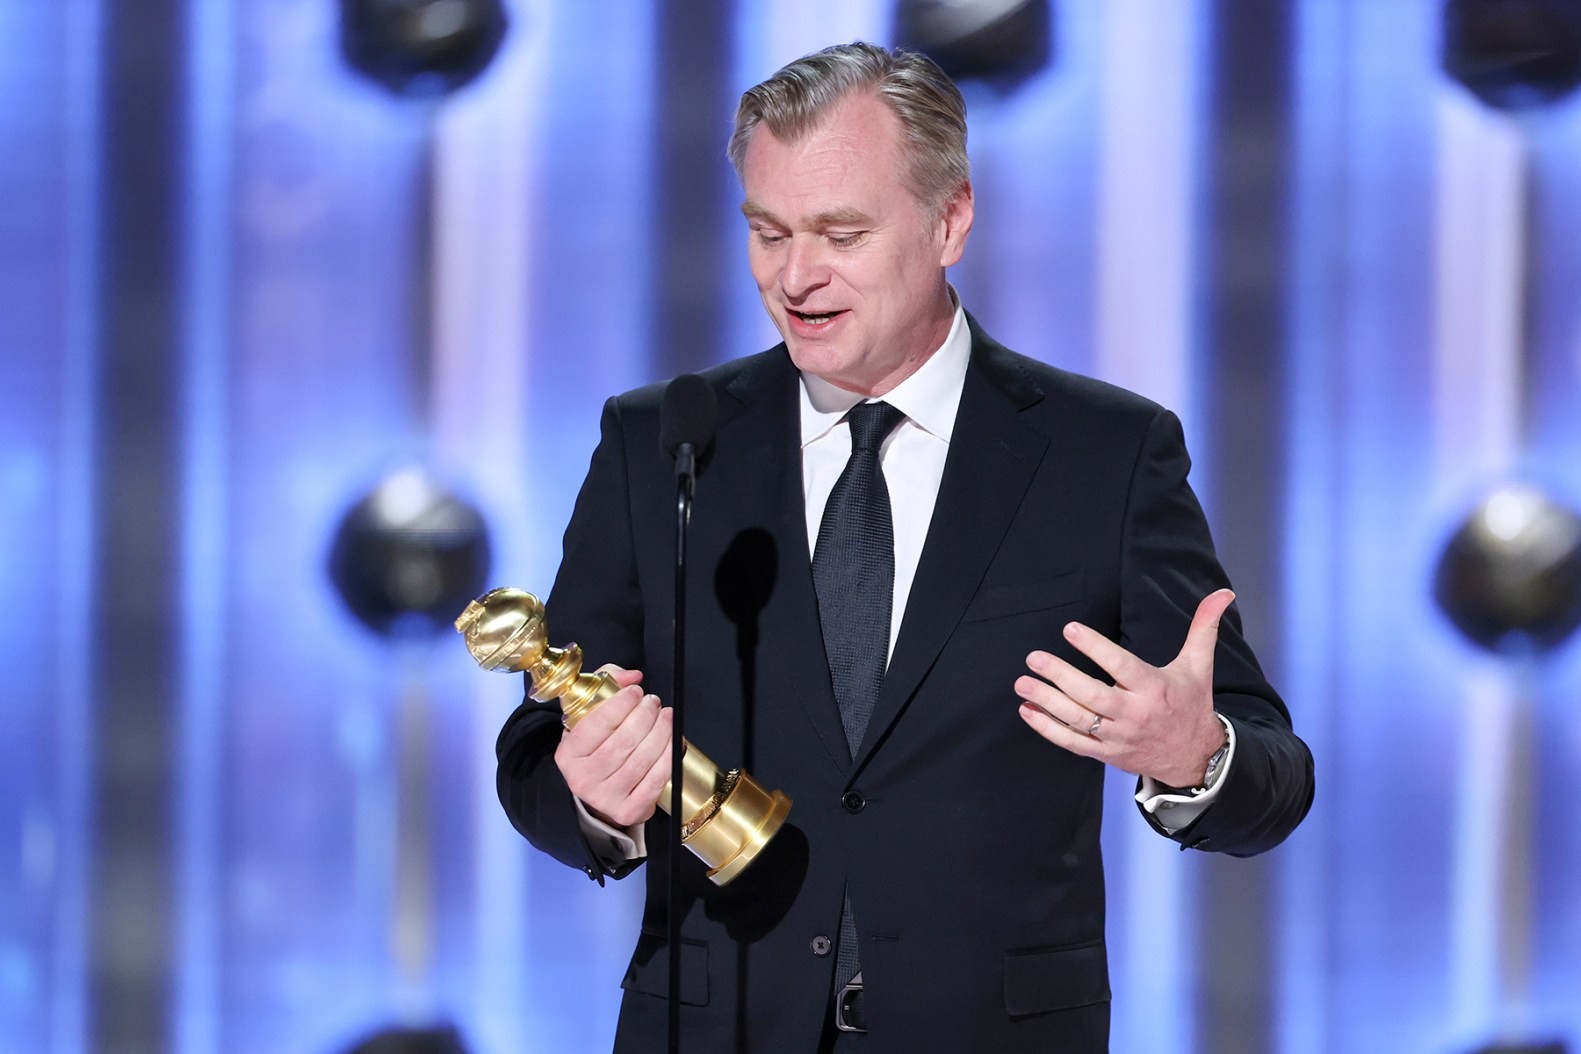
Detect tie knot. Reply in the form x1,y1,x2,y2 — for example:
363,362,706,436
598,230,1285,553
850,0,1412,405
846,401,906,453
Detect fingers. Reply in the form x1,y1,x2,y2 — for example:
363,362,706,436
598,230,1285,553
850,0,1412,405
1017,700,1107,763
1023,650,1108,712
588,701,674,825
1058,588,1235,686
627,711,677,810
556,683,676,827
558,681,649,761
1017,588,1233,780
1017,649,1113,738
1060,621,1147,689
1179,589,1235,670
595,664,644,690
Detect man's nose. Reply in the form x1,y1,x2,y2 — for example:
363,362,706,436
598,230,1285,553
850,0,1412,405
780,236,829,298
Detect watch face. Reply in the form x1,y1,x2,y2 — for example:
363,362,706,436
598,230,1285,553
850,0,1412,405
1204,745,1229,787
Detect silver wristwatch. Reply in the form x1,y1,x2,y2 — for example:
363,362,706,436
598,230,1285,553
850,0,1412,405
1191,730,1231,795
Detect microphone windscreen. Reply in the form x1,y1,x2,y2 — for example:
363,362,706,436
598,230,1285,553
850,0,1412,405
660,374,719,459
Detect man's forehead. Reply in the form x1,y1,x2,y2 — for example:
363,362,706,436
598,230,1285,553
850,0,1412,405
738,97,903,227
751,88,885,153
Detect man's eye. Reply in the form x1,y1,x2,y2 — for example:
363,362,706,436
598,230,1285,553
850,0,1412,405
828,231,866,247
754,229,787,247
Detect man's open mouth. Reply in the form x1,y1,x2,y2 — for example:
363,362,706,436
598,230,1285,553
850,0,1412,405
788,309,844,325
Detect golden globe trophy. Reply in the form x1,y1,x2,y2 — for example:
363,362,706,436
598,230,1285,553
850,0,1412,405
455,586,792,885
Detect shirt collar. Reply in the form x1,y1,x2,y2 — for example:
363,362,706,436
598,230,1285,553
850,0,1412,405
799,294,971,447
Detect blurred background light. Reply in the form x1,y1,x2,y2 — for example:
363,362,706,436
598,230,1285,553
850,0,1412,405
340,0,510,99
1443,0,1581,112
1434,483,1581,654
892,0,1053,91
328,467,493,639
4,0,1581,1051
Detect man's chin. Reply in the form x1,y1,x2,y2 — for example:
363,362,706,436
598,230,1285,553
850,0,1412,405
786,343,848,379
790,349,885,396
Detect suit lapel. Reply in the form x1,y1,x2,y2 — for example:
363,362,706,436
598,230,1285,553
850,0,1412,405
852,327,1049,773
716,351,852,773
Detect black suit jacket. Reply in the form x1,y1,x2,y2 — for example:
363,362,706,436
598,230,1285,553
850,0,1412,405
496,320,1314,1053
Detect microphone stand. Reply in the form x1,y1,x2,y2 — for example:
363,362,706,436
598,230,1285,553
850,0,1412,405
668,440,698,1054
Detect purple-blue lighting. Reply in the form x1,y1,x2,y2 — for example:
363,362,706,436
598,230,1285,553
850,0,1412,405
3,1,1580,1051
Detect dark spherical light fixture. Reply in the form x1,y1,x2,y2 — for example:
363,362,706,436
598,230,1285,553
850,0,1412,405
893,0,1053,94
340,1024,470,1054
340,0,509,98
1433,482,1581,655
328,466,492,639
1444,0,1581,112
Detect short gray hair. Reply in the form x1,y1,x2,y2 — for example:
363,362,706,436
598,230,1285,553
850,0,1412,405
727,42,970,220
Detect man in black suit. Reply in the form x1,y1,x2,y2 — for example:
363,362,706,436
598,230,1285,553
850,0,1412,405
496,42,1313,1053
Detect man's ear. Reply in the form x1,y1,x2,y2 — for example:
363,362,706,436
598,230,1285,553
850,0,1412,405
937,181,974,267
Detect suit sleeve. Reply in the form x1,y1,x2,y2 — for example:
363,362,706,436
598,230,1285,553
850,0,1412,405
494,395,649,882
1118,408,1315,857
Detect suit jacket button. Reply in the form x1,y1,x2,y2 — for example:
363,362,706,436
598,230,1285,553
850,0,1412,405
841,790,865,814
811,935,832,957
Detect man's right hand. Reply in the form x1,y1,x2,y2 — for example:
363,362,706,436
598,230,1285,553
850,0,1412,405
554,665,674,830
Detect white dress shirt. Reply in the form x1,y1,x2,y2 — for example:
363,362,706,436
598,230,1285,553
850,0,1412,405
798,297,972,661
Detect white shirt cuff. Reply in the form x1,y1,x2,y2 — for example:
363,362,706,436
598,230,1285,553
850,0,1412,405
1135,714,1236,834
572,796,647,865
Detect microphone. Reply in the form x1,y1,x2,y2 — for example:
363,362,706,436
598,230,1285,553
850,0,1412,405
658,371,717,1053
660,373,718,486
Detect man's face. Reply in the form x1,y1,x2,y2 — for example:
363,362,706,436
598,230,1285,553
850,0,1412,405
739,92,973,397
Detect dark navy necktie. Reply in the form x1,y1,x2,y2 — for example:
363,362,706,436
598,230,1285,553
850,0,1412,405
811,399,906,997
813,400,906,756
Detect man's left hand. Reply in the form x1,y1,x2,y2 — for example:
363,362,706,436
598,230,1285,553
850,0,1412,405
1015,589,1234,788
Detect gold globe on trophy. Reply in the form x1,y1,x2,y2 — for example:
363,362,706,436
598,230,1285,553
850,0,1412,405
455,586,792,885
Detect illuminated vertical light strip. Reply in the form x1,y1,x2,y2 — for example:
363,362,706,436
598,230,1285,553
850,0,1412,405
53,1,102,1051
1277,2,1345,1050
723,4,779,367
1450,663,1522,1036
1284,2,1454,1049
428,0,550,1047
724,6,773,367
1431,93,1526,1040
1335,1,1450,1046
1092,4,1202,1050
952,1,1101,376
1430,99,1524,489
174,0,235,1050
1093,0,1199,417
1530,111,1581,482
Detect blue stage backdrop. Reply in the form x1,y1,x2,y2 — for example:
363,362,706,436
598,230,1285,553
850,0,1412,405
2,1,1580,1052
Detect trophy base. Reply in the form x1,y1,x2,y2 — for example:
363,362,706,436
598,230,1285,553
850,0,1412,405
686,774,794,886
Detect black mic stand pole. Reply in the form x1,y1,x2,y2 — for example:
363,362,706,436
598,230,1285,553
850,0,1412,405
668,439,698,1054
